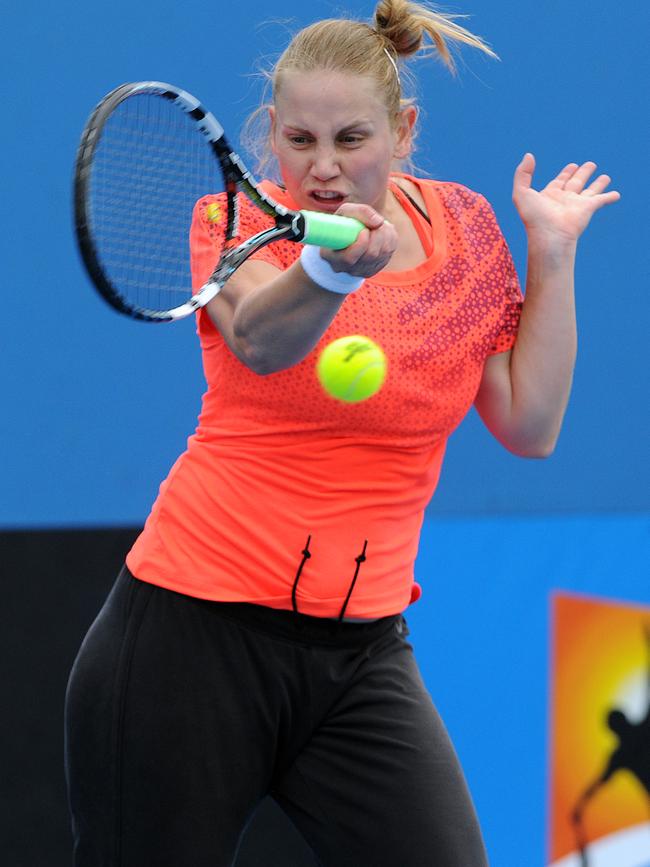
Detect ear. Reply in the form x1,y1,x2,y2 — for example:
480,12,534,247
393,105,417,160
268,105,278,155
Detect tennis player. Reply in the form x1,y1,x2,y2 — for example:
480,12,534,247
65,2,620,865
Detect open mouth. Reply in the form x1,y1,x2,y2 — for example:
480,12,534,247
309,191,346,208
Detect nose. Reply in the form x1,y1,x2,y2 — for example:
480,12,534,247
310,145,341,182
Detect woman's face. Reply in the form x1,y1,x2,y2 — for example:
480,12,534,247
270,69,414,216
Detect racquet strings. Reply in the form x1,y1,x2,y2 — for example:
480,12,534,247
88,93,224,314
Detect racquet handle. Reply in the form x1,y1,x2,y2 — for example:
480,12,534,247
300,211,366,250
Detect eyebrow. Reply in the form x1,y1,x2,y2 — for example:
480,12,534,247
282,121,374,135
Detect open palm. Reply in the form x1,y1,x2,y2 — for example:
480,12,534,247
513,153,620,244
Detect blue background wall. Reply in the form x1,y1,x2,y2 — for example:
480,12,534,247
2,2,648,865
3,0,648,525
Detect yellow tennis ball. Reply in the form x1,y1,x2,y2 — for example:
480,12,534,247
205,202,222,223
317,335,387,403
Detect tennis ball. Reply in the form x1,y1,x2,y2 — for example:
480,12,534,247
317,335,387,403
205,202,222,223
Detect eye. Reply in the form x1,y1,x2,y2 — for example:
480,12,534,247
340,134,364,146
288,134,312,146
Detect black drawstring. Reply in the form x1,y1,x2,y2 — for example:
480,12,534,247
291,536,368,622
337,540,368,622
291,535,312,614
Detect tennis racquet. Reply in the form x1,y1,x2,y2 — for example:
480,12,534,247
73,81,365,322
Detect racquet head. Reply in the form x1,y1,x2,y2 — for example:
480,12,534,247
74,81,255,321
74,81,365,322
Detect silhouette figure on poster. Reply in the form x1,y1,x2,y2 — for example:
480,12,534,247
571,624,650,866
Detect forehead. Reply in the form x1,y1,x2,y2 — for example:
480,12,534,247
274,69,389,127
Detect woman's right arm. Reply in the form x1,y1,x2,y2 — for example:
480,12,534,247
206,203,397,375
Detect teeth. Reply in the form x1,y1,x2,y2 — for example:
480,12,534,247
314,192,341,199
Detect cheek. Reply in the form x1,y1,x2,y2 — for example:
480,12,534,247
276,152,312,203
277,150,306,185
353,147,393,186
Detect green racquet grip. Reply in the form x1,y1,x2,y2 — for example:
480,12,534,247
300,210,365,250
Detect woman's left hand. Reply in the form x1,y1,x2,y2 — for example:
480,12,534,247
512,153,620,245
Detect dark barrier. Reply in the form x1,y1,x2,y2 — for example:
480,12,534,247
1,528,316,867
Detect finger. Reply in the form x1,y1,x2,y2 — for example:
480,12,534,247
584,173,613,196
349,222,397,272
374,218,398,253
590,189,621,209
328,217,397,275
335,202,385,229
513,152,535,195
321,228,371,270
546,163,580,190
564,161,598,193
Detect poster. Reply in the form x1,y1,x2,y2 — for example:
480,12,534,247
548,593,650,867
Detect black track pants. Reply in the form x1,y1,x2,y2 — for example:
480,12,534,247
65,566,488,866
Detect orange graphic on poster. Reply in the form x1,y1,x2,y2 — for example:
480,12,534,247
548,592,650,867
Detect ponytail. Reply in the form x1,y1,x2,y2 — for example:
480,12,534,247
374,0,497,72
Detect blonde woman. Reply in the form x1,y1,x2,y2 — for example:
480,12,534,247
65,2,619,865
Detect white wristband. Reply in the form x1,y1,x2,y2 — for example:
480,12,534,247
299,245,364,295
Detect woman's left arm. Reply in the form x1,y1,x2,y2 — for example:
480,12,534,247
474,153,620,457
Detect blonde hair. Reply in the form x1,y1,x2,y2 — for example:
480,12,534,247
243,1,496,176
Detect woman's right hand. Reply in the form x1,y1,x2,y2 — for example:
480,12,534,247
320,203,398,278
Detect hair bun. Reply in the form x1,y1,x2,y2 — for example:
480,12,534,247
375,0,423,57
374,0,496,70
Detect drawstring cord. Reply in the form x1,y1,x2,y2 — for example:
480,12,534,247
291,535,312,614
291,536,368,622
337,540,368,622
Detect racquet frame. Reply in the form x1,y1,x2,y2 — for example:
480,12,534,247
74,81,317,321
